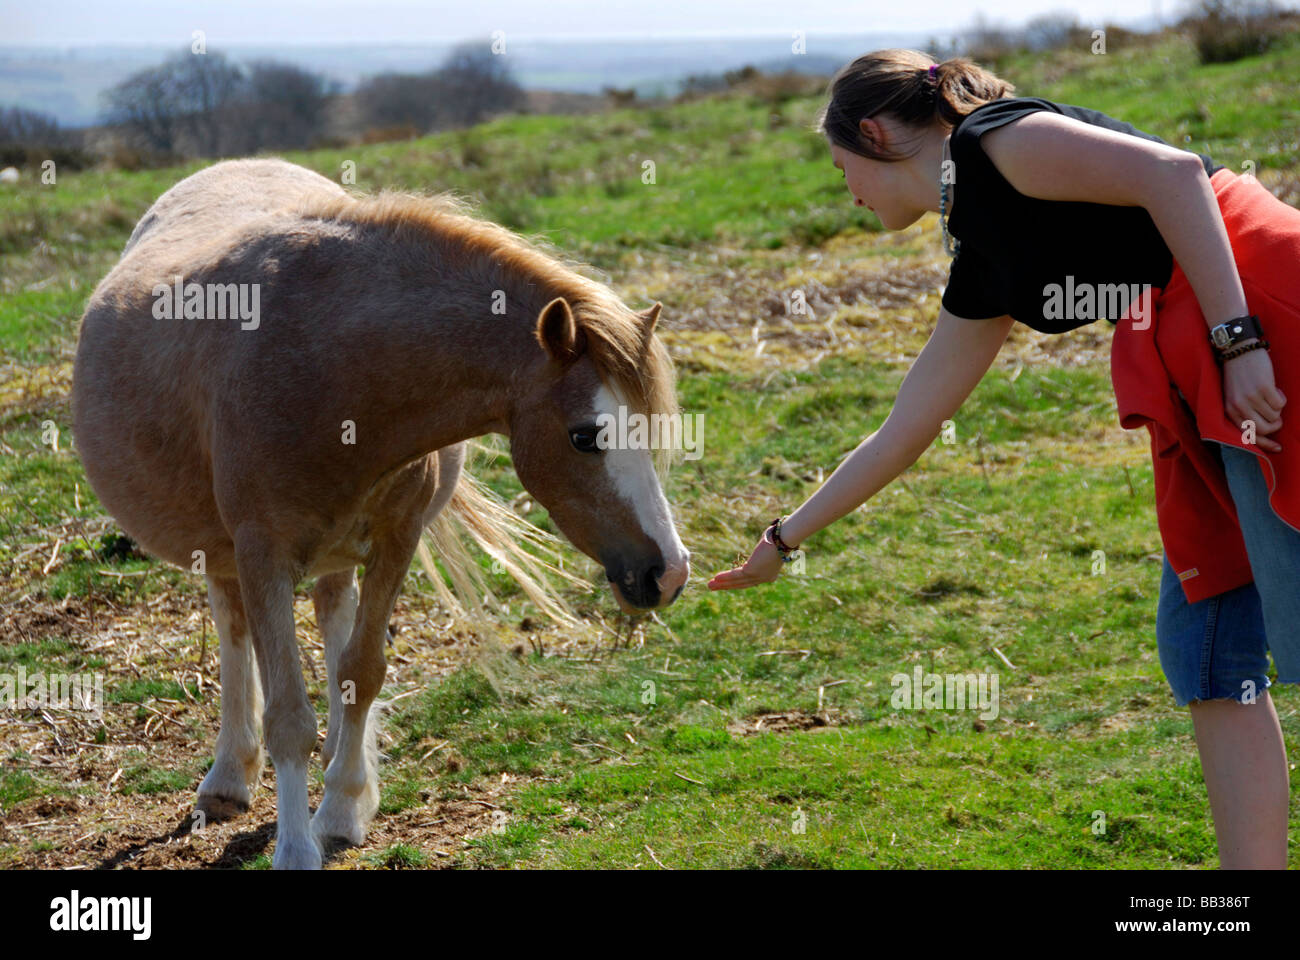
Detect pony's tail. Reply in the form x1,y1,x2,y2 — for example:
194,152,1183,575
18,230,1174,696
417,439,594,628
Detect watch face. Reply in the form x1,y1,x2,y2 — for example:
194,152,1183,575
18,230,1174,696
1212,329,1230,348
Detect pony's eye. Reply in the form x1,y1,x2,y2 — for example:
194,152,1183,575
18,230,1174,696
570,427,601,453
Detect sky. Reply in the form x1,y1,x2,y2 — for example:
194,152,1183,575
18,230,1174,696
0,0,1230,45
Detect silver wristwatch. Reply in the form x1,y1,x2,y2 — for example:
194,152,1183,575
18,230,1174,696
1209,314,1264,351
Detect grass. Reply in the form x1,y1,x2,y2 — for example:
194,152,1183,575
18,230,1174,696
993,27,1300,171
2,26,1299,868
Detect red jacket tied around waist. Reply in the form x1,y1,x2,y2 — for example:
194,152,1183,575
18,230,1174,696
1111,168,1300,603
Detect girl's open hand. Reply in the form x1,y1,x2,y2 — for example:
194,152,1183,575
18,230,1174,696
1223,348,1286,453
707,532,786,590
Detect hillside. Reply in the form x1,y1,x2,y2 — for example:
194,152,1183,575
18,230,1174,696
2,25,1300,871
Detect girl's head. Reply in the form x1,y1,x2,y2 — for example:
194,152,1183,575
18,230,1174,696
817,49,1014,228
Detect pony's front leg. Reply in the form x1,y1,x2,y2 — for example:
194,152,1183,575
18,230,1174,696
312,569,359,772
311,538,416,848
235,537,321,869
196,576,264,821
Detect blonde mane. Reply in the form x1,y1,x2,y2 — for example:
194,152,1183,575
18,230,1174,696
300,190,679,475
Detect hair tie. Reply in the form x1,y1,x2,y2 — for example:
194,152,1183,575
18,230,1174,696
928,63,939,80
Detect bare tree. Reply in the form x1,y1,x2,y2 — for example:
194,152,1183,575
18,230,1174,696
352,41,526,135
433,42,526,127
0,107,65,145
172,52,247,155
352,72,444,132
241,62,340,150
103,64,181,154
103,51,343,158
103,50,247,157
0,106,88,169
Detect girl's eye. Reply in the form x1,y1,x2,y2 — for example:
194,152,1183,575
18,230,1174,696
570,427,601,453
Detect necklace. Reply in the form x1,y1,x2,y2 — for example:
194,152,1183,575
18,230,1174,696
939,135,960,258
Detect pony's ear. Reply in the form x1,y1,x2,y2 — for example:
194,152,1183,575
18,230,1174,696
536,297,586,365
639,301,662,340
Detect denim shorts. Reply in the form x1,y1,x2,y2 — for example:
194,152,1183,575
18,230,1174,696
1156,438,1300,705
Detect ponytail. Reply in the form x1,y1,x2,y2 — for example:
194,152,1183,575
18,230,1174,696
816,48,1015,161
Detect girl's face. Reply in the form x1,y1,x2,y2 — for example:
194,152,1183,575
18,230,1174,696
829,119,928,231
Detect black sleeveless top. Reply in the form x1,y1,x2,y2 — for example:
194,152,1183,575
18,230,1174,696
939,97,1223,333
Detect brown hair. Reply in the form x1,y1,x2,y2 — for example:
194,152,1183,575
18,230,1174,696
816,49,1015,162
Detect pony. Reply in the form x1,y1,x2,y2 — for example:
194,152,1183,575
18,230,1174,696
71,158,690,868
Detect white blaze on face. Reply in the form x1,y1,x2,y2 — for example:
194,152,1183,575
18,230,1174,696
592,382,690,588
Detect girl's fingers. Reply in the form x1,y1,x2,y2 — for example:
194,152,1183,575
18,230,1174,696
1257,398,1284,421
1240,407,1283,452
710,536,785,590
708,567,755,590
1246,410,1282,433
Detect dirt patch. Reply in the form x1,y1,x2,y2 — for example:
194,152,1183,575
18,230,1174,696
0,580,621,869
1099,712,1141,733
3,772,508,869
728,708,845,736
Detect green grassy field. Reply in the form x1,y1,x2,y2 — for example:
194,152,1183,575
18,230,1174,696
2,27,1299,869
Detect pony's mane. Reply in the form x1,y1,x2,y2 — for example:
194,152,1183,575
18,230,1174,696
301,190,678,474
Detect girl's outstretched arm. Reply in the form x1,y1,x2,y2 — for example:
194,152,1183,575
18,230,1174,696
708,307,1015,590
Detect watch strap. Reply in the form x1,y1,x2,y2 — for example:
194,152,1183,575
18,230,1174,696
1210,314,1264,351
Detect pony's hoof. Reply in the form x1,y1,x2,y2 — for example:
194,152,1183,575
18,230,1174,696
311,795,370,847
272,832,323,870
197,761,255,818
193,792,250,824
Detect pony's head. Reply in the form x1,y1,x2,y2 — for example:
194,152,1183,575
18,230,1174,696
508,292,690,612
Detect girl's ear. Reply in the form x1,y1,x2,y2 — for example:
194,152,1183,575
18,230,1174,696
857,116,885,151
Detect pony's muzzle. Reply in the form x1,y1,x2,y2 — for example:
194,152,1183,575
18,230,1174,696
656,554,690,605
607,551,689,610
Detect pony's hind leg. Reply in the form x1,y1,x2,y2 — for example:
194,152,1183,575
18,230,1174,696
311,536,419,847
235,536,321,869
195,576,264,822
311,569,360,773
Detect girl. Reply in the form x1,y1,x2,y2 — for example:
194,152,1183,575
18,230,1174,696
708,48,1300,869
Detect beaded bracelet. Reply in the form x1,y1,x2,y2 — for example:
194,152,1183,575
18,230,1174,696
764,516,801,562
1216,338,1270,364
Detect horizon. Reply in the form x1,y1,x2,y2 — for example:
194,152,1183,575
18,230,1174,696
0,0,1226,46
6,1,1294,127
